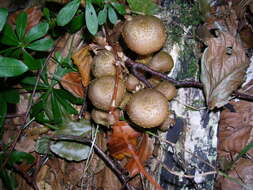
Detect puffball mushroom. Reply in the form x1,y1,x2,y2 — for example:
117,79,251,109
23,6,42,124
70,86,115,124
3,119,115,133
122,15,167,55
148,51,174,73
88,76,126,111
155,81,177,101
127,89,168,128
92,50,116,78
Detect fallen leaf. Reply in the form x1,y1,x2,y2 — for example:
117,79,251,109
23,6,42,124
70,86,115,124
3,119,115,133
108,121,140,160
60,72,84,97
200,31,248,109
125,134,153,176
72,47,92,87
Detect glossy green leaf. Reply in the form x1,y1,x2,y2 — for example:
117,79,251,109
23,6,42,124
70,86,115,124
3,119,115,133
85,1,98,35
21,76,48,89
16,12,27,40
50,119,92,161
2,89,20,104
111,2,126,15
54,89,82,104
8,151,35,164
108,6,117,24
23,50,41,70
0,56,28,77
35,136,51,155
55,91,77,114
0,169,17,190
56,0,80,26
0,24,19,46
127,0,159,15
43,8,50,20
0,98,7,128
235,142,253,162
98,6,107,25
67,13,85,33
25,22,49,43
0,8,8,32
27,37,54,51
51,94,62,123
50,141,90,161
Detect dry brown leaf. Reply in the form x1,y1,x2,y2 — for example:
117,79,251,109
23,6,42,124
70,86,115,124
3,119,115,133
200,31,248,109
72,47,92,87
125,134,153,176
219,159,253,190
60,72,84,97
108,121,141,160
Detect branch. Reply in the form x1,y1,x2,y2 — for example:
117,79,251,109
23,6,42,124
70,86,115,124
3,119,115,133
125,59,253,101
50,135,134,190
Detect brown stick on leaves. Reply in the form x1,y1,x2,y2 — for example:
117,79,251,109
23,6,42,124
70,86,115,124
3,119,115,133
125,59,253,102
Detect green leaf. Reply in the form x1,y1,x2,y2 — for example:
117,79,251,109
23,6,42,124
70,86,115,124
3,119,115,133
235,142,253,162
56,0,81,26
54,90,78,114
111,2,126,15
50,141,91,161
0,24,19,46
0,56,28,77
8,151,35,164
108,6,117,24
51,94,62,123
35,136,51,155
0,8,8,32
27,37,54,51
98,6,107,25
54,89,82,104
85,1,98,35
25,22,49,43
2,89,20,104
23,50,41,70
50,119,92,161
0,169,17,190
127,0,159,15
43,8,50,20
0,98,7,128
21,76,48,89
16,12,27,40
67,13,85,33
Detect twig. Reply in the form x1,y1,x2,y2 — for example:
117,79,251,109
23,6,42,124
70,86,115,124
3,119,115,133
125,59,253,101
157,159,216,179
50,134,134,190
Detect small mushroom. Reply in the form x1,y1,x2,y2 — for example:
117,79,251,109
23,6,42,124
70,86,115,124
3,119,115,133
127,89,168,128
148,51,174,73
126,74,140,92
122,15,167,55
88,76,126,111
92,50,116,78
155,81,177,101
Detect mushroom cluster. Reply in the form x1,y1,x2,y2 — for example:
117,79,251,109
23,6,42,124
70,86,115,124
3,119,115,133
89,15,177,130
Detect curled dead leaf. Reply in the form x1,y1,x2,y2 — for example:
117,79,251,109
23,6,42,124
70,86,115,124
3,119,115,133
60,72,84,98
72,47,92,87
200,31,248,109
125,134,153,176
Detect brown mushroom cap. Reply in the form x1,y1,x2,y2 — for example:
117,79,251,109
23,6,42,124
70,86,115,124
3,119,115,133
126,74,140,92
88,76,126,111
127,89,168,128
122,15,167,55
92,50,116,78
155,81,177,101
148,51,174,73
